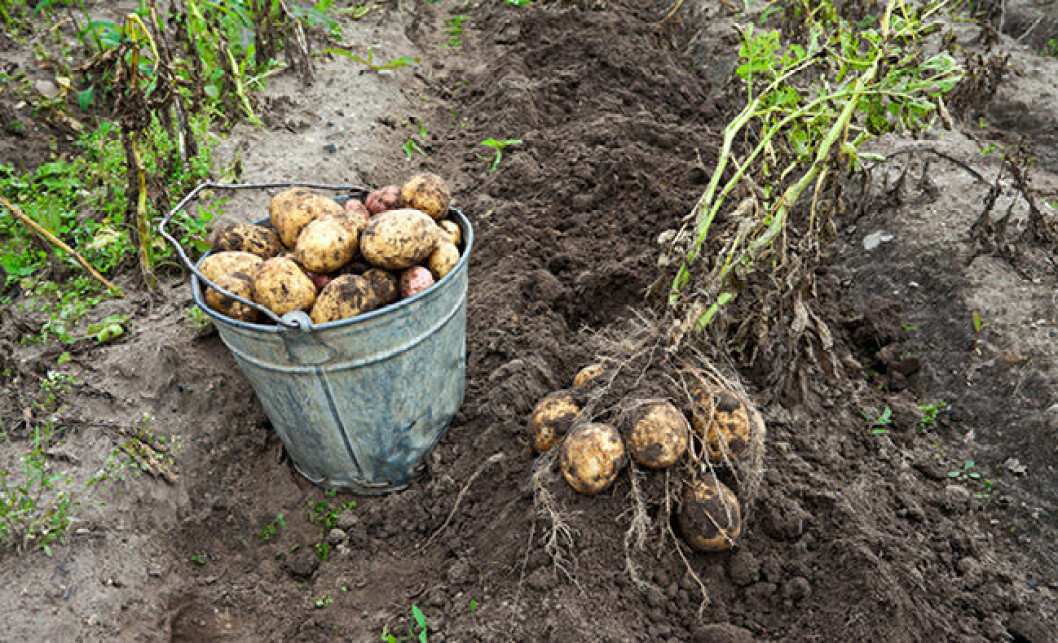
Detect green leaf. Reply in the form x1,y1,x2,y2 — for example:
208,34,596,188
77,86,94,112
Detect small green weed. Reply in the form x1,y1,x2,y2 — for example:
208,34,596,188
948,460,994,498
918,401,948,427
861,405,892,435
189,552,207,565
1040,38,1058,58
381,604,429,643
184,306,212,329
444,15,468,48
307,494,356,561
257,513,286,542
0,420,75,553
326,47,422,74
480,138,522,173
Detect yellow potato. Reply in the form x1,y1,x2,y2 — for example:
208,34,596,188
269,187,344,247
678,476,741,552
360,209,440,270
572,363,607,388
560,423,626,495
691,386,752,463
211,224,285,259
295,214,359,274
310,275,381,325
362,268,399,307
628,402,690,469
252,257,317,317
438,219,462,246
426,241,460,280
204,271,258,323
199,251,263,284
528,392,580,453
399,173,451,221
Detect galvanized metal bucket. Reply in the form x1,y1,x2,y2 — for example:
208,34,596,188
159,182,472,494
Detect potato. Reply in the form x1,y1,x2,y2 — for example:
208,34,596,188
360,209,440,270
344,198,370,218
426,241,460,280
252,257,317,316
306,271,333,292
310,275,380,325
528,392,580,453
678,476,741,552
572,363,606,388
363,268,399,306
560,423,626,495
204,271,258,323
199,251,263,284
400,266,435,299
628,402,690,469
212,224,284,259
269,187,344,248
691,387,752,463
365,185,401,215
438,219,462,246
295,214,359,274
399,173,451,221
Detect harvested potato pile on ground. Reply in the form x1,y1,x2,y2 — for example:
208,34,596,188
197,174,464,325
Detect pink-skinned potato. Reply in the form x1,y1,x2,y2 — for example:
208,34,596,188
269,187,344,247
252,257,317,316
295,214,359,273
310,275,381,324
365,185,402,215
400,266,435,299
360,209,440,270
344,199,370,218
399,173,451,221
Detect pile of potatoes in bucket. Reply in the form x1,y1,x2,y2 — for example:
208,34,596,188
198,173,463,324
529,364,761,553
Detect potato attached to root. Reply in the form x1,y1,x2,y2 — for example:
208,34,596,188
572,363,607,388
212,224,284,259
427,241,460,281
528,392,580,453
204,271,258,323
400,173,451,221
295,214,359,274
269,187,344,247
360,209,440,271
310,275,380,324
199,251,263,283
561,423,626,495
252,257,317,316
691,386,753,463
628,401,690,470
678,476,742,552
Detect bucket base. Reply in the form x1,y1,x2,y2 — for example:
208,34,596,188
291,457,422,496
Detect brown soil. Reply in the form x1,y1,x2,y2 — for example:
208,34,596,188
1,1,1057,641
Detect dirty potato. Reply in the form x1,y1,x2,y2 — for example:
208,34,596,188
295,214,359,274
360,209,440,270
344,198,370,218
691,386,752,463
528,392,580,453
426,241,460,280
310,275,381,324
269,187,344,247
399,173,451,221
678,476,742,552
204,271,258,323
199,251,263,283
560,423,626,495
252,257,317,316
362,268,400,306
628,401,690,469
399,266,435,299
438,219,462,246
365,185,402,215
211,224,284,259
572,363,607,389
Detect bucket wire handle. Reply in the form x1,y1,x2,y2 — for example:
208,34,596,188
157,180,366,329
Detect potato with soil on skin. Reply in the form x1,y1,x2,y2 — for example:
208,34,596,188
678,476,742,552
295,214,359,274
211,224,284,259
365,185,402,215
252,257,317,317
360,209,440,271
438,219,462,246
691,386,753,463
344,198,370,218
363,268,399,306
199,251,263,283
528,391,580,453
399,172,451,221
426,241,460,280
204,271,259,323
310,274,381,324
572,363,607,388
628,401,690,469
269,187,344,248
400,266,435,299
560,422,626,495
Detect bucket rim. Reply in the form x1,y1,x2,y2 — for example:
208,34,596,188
192,207,473,334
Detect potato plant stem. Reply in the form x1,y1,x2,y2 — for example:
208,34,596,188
0,195,124,296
